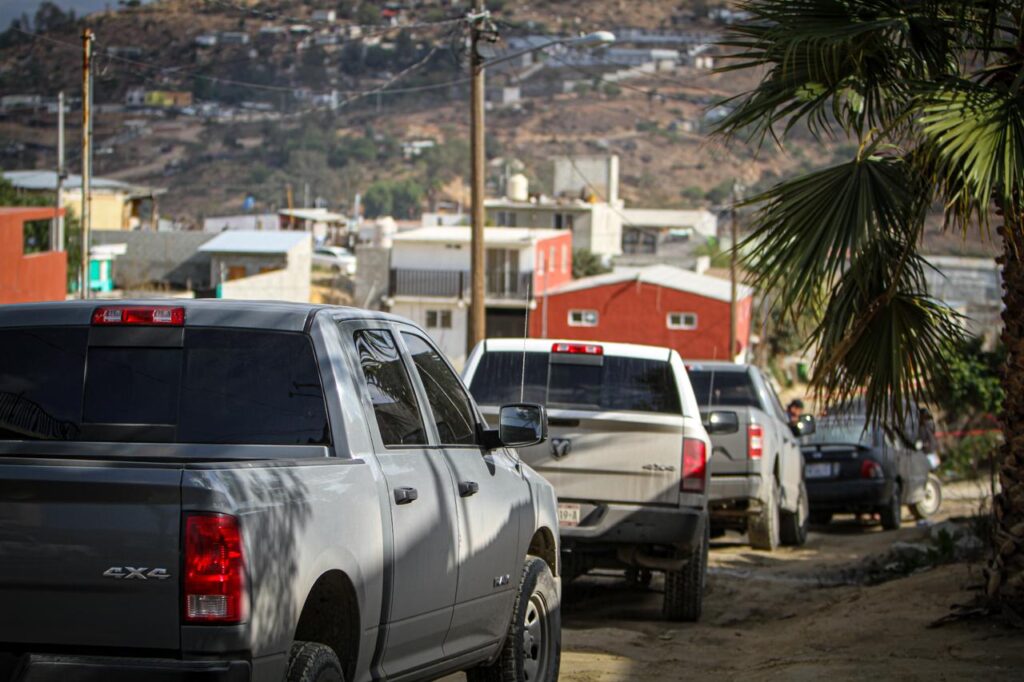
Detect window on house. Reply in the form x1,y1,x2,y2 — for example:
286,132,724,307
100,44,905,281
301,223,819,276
561,244,569,273
426,310,452,329
553,213,575,230
667,312,698,330
549,246,555,272
568,309,599,327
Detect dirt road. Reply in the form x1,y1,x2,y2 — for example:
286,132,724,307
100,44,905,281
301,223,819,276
449,481,1024,680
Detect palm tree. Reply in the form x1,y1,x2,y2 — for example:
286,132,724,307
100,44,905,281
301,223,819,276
714,1,1024,614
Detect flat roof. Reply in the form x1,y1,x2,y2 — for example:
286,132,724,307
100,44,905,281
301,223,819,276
548,264,754,303
3,170,165,196
199,230,310,254
392,226,565,246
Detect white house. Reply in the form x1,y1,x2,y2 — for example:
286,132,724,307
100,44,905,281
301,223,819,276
619,208,719,254
199,231,312,303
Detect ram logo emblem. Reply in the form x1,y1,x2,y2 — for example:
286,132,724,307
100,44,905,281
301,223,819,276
551,438,572,459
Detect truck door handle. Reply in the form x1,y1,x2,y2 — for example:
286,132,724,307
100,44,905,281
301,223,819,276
394,487,418,505
458,481,480,497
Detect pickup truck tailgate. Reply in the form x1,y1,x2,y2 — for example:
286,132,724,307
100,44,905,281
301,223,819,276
0,461,182,649
513,410,685,506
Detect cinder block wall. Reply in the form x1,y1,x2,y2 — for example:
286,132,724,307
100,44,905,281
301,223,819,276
92,230,217,289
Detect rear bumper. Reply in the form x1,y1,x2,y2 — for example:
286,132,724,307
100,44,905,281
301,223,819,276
560,503,706,551
708,473,762,505
807,479,891,511
4,654,250,682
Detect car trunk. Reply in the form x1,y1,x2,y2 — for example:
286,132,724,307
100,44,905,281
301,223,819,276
0,459,182,650
802,444,872,481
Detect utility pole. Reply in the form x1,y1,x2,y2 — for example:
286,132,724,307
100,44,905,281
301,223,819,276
80,29,93,299
467,0,487,353
729,179,743,362
55,91,65,252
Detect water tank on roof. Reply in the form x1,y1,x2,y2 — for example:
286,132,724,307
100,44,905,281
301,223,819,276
508,173,529,202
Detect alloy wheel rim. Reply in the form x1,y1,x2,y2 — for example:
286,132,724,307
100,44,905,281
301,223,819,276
522,592,549,681
920,479,940,515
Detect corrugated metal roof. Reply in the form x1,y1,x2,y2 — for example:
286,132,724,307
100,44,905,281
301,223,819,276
548,264,754,303
3,170,164,195
199,230,310,254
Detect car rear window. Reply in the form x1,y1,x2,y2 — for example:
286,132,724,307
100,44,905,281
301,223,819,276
468,351,681,414
0,326,329,445
688,370,757,408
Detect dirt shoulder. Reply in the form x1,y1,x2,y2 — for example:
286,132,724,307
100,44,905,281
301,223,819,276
556,480,1020,681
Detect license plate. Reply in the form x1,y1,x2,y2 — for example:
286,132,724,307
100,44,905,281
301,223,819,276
805,462,834,479
557,503,581,527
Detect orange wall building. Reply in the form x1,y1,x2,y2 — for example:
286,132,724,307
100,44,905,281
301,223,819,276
0,207,67,304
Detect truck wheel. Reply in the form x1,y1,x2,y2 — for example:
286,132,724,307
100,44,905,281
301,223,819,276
748,477,780,551
911,474,943,519
780,481,809,547
467,557,560,682
663,522,708,622
880,481,902,531
286,642,345,682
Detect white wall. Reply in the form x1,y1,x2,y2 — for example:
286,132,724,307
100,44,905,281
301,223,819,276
215,240,311,302
391,242,469,271
588,203,624,257
390,300,468,369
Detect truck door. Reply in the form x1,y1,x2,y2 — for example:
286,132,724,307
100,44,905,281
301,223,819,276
344,325,460,678
398,331,526,658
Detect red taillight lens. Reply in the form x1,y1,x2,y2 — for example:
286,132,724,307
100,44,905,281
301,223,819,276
860,459,884,480
551,342,603,355
747,424,764,459
92,306,185,326
681,438,706,492
184,513,245,623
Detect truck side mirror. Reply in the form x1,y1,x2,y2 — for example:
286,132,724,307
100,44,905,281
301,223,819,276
792,414,816,437
498,403,547,448
704,411,739,435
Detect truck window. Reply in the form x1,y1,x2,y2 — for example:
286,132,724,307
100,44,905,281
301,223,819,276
402,333,478,446
0,326,330,445
688,370,757,408
353,329,427,447
468,351,680,415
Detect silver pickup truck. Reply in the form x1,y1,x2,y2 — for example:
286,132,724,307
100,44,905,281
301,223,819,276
686,362,814,551
464,339,711,622
0,300,561,682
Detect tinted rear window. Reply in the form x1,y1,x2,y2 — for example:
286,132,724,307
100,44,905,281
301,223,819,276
688,370,757,408
468,351,681,414
0,327,329,445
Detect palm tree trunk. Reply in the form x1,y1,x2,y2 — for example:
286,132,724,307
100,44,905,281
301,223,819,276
990,206,1024,614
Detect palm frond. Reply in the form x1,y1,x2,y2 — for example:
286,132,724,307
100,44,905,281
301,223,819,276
740,154,926,316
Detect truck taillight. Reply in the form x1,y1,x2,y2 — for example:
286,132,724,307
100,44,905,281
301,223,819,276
681,438,706,493
747,424,764,459
184,513,245,624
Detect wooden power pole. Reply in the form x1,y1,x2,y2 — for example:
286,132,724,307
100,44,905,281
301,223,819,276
80,29,93,299
468,0,487,353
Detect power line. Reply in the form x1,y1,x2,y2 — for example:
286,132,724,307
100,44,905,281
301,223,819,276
205,0,463,32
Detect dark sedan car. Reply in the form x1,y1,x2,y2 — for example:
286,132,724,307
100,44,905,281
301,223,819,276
801,415,931,530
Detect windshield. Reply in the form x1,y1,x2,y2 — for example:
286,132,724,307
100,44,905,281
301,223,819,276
468,351,681,415
0,326,330,445
803,417,875,447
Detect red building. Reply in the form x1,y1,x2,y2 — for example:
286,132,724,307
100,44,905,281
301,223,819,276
531,264,755,361
0,207,67,304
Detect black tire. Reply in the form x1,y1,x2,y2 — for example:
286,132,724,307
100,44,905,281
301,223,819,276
748,476,781,550
880,480,902,531
809,510,833,526
286,642,345,682
911,474,943,520
780,480,810,547
467,557,561,682
663,521,709,622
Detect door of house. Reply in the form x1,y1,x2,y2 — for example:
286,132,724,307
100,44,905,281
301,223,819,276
485,249,520,297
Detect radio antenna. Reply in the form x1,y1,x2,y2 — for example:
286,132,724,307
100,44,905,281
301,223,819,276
520,278,532,402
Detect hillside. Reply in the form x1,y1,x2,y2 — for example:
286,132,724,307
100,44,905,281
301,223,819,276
0,0,999,256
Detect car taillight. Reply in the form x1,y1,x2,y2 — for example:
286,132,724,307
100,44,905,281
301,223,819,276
860,459,884,480
681,438,706,493
184,513,245,623
92,306,185,326
551,342,603,355
747,424,764,459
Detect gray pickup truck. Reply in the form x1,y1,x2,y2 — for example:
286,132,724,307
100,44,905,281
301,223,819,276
686,362,813,550
464,339,711,622
0,300,561,682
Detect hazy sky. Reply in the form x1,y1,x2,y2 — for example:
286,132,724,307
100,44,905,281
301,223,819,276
0,1,154,31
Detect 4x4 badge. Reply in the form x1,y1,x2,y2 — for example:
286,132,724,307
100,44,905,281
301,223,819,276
551,438,572,459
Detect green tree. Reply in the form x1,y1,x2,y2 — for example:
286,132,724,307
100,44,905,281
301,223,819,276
935,337,1005,427
356,3,380,25
714,1,1024,611
572,249,610,279
363,181,393,218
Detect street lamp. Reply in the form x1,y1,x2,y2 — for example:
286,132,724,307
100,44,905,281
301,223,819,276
466,11,615,354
